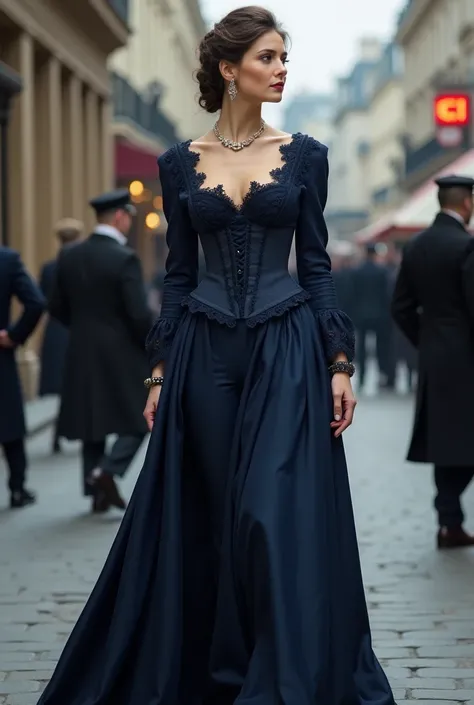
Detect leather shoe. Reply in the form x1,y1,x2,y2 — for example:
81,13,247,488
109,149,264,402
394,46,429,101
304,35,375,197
10,489,37,509
93,472,126,511
92,491,110,514
437,526,474,549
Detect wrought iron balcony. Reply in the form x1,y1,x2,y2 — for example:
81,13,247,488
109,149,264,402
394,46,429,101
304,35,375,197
108,0,129,24
112,72,179,148
404,132,469,177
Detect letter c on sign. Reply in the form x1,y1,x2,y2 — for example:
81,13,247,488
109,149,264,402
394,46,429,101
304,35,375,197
434,95,470,126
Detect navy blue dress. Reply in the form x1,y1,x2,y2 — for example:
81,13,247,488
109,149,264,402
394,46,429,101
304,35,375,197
38,134,394,705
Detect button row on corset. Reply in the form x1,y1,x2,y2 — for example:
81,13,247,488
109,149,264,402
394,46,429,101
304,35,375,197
231,221,249,317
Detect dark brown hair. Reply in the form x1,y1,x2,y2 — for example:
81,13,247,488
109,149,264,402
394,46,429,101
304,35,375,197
196,6,288,113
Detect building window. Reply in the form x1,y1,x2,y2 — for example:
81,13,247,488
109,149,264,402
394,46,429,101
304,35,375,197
467,52,474,81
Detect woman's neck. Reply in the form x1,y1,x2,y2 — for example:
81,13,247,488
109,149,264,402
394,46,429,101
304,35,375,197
216,98,263,143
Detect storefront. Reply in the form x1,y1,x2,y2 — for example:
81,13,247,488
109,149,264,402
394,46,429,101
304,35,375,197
0,61,21,247
0,0,129,399
355,149,474,245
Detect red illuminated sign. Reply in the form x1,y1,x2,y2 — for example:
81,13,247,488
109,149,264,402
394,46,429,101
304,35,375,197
434,94,470,126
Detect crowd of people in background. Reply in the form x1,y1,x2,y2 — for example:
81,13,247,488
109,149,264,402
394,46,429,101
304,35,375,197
331,240,417,393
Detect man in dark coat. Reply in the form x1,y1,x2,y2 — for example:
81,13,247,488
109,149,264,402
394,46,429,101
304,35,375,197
49,189,152,513
392,174,474,549
352,244,392,389
0,247,45,508
332,244,356,322
386,248,417,392
39,218,83,453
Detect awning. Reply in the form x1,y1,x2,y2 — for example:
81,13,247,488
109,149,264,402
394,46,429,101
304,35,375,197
115,137,160,181
355,149,474,243
0,61,22,95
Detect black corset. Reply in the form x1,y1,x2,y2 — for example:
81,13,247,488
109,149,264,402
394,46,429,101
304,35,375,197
146,133,355,367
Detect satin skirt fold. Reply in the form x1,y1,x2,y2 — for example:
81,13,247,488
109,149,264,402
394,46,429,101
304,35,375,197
38,304,394,705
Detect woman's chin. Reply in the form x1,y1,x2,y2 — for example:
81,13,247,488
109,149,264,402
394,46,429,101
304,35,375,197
264,92,284,105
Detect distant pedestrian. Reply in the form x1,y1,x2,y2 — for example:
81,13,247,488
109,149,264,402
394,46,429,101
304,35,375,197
386,250,417,392
392,174,474,549
352,244,392,389
0,247,45,508
38,218,83,453
48,189,152,513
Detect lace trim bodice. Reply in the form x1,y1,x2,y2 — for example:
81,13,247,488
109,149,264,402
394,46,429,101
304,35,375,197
182,136,302,213
146,133,356,370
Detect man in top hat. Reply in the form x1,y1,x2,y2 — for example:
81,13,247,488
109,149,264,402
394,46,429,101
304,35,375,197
392,173,474,548
49,189,152,513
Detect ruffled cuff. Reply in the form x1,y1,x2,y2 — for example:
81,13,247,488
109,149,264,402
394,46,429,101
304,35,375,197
145,317,180,369
315,309,355,362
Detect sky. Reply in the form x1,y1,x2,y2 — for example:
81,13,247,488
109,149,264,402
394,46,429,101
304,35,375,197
200,0,404,125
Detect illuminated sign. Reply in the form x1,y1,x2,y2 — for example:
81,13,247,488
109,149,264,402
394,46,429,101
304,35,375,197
434,94,470,126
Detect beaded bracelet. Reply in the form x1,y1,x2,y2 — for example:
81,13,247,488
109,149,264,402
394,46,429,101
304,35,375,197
328,361,355,377
144,376,164,389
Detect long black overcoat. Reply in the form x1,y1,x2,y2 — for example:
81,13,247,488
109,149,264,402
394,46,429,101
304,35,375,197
38,257,69,396
49,233,152,441
0,247,45,443
392,212,474,466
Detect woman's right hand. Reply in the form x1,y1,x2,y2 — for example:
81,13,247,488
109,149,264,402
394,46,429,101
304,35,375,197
143,385,162,432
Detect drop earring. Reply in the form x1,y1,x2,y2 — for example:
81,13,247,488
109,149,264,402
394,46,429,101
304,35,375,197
228,78,238,101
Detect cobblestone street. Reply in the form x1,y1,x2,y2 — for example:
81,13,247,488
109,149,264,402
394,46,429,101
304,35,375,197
1,388,474,704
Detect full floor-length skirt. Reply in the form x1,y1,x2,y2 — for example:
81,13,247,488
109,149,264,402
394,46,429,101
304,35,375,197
38,304,394,705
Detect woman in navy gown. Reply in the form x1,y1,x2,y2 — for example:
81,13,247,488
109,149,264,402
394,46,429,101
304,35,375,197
38,7,395,705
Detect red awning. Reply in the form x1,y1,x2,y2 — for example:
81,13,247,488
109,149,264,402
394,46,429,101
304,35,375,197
115,138,160,181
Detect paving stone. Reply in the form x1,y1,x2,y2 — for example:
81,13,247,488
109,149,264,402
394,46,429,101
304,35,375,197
397,702,464,705
383,666,412,679
458,679,474,688
6,695,43,705
6,673,52,682
381,659,460,669
391,677,456,689
417,647,474,658
410,691,474,701
374,647,415,659
0,656,34,665
416,669,474,679
0,665,56,673
0,683,40,695
0,644,64,654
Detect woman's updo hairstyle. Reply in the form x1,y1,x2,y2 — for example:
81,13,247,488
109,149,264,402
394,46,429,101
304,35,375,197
197,6,288,113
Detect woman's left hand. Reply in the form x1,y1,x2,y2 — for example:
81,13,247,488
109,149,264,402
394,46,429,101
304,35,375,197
330,373,357,438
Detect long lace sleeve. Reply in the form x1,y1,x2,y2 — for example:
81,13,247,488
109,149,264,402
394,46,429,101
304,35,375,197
295,138,355,362
145,147,198,369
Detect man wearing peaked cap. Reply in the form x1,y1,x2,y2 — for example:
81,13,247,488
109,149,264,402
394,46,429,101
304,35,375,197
434,174,474,192
392,172,474,549
48,187,152,513
89,188,137,217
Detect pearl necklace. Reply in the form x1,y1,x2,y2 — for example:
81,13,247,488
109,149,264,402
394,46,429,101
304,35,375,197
213,120,266,151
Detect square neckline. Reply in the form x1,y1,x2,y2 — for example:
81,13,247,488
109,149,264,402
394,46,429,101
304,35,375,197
183,132,302,212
